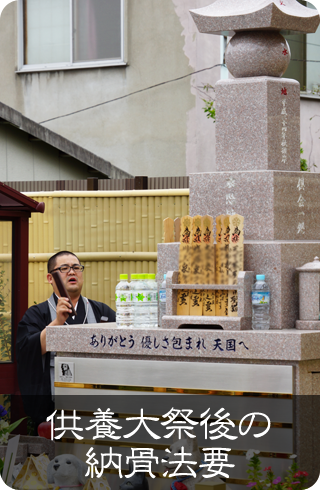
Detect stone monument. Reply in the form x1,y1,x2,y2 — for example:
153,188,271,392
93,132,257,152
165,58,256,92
158,0,320,330
47,2,320,486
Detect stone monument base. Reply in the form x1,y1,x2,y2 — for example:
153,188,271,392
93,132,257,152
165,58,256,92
189,171,320,241
158,242,320,329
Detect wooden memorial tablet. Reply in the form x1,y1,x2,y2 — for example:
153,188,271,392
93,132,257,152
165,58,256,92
163,217,174,243
177,215,192,315
190,215,203,316
51,270,77,317
174,217,181,242
202,215,215,316
228,214,244,317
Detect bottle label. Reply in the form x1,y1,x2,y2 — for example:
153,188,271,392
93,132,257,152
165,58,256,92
252,292,270,305
133,292,148,303
116,292,131,303
146,292,158,302
159,289,166,302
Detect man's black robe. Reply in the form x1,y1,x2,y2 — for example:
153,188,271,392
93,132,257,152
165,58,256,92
16,296,116,426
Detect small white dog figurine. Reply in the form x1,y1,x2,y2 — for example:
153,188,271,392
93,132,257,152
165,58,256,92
47,454,88,490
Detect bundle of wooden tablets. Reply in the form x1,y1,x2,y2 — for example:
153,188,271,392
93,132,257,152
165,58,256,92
163,214,244,317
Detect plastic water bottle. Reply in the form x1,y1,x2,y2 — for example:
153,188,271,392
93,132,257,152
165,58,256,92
130,274,139,327
252,274,270,330
159,274,167,328
132,274,149,328
147,273,158,328
115,274,133,328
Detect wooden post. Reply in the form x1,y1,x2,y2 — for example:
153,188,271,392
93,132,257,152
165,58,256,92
87,177,99,191
134,176,148,190
174,218,181,242
163,218,174,243
190,215,203,316
202,215,215,316
215,215,230,316
177,216,192,315
228,214,244,317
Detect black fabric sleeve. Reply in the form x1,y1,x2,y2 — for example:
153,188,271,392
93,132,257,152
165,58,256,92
89,300,116,323
16,303,54,423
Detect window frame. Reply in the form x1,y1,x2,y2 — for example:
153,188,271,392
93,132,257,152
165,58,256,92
17,0,126,73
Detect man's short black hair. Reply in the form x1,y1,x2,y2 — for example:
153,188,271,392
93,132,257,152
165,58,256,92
47,251,80,273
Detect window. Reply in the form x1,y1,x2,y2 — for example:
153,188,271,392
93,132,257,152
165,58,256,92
284,1,320,96
18,0,125,72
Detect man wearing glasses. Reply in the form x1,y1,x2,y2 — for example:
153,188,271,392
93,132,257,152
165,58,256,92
16,251,116,429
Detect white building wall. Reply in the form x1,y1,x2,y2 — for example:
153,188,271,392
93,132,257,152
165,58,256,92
0,124,90,181
0,2,318,177
0,0,221,178
301,98,320,173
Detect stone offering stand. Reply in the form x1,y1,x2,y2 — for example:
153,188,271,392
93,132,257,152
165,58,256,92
47,1,320,487
162,270,254,330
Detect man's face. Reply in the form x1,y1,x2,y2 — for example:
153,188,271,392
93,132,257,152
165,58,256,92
47,254,84,299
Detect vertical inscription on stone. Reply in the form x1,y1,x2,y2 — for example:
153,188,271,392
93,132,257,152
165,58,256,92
297,177,306,235
281,86,288,167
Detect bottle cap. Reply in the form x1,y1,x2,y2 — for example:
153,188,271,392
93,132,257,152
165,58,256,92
131,274,139,280
164,274,167,279
256,274,265,280
120,274,128,280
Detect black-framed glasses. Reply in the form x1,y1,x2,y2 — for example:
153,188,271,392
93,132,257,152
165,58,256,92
49,264,85,274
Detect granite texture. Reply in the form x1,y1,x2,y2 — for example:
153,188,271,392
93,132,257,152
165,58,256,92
189,171,320,241
244,242,320,330
157,242,180,290
226,31,290,78
299,272,320,320
215,78,300,172
189,0,320,36
296,320,320,330
161,315,251,330
158,242,320,330
47,325,320,362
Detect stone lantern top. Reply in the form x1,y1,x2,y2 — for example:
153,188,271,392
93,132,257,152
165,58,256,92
190,0,320,36
297,257,320,272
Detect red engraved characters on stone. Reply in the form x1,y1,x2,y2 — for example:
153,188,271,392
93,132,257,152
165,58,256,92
282,48,288,56
280,1,285,5
281,87,288,96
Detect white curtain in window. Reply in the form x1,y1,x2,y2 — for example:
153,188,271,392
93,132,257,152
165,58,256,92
73,0,121,63
25,0,70,65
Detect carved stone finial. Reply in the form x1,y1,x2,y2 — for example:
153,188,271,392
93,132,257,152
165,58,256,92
190,0,320,36
190,0,320,78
